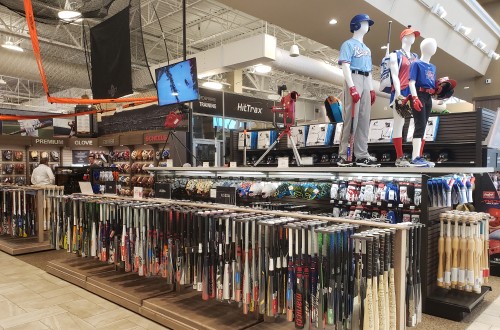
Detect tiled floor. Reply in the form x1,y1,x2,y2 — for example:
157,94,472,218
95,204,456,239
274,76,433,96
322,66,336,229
467,297,500,330
0,251,166,330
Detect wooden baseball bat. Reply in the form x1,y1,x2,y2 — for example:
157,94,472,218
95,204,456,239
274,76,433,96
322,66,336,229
437,216,445,287
364,236,375,330
474,221,482,293
388,229,396,330
483,216,490,284
451,216,459,289
458,218,467,290
377,231,387,330
466,221,475,292
444,219,452,289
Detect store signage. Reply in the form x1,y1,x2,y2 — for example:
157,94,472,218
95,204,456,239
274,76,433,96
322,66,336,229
193,88,223,116
72,150,90,165
155,182,172,199
144,132,168,144
224,92,275,122
101,138,116,146
215,186,236,205
68,138,97,148
32,138,65,146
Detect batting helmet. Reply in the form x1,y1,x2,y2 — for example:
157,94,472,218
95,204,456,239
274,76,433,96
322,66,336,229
350,14,374,33
435,77,457,100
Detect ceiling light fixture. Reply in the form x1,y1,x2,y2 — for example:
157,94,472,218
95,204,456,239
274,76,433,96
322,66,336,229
329,18,338,25
380,45,387,50
0,76,5,85
463,86,470,89
431,3,447,19
58,0,82,21
254,64,272,74
454,23,471,36
290,34,300,57
488,50,500,60
2,39,23,52
202,81,223,90
473,38,487,50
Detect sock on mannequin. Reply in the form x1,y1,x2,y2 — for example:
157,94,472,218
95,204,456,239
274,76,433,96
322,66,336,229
393,137,403,158
420,139,426,156
412,138,422,160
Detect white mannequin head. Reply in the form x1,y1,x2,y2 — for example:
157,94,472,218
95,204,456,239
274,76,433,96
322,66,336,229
420,38,437,62
353,21,369,42
402,34,415,47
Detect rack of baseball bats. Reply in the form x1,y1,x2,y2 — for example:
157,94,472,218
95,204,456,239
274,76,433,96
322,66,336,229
437,210,490,293
0,185,41,238
45,193,420,329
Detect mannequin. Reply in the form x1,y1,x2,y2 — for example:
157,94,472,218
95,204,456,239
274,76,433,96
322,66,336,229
337,14,379,167
389,26,420,167
408,38,437,167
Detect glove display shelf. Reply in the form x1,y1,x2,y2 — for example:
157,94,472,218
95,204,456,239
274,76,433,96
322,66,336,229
0,184,62,255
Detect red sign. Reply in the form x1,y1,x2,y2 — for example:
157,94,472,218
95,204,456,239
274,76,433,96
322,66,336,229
483,191,496,199
144,132,168,144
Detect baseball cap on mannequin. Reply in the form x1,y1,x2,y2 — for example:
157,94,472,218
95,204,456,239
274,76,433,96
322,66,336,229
350,14,374,33
400,25,421,40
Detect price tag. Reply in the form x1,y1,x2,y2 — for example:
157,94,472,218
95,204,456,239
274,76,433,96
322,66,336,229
302,157,313,165
210,188,217,199
230,162,237,168
277,157,289,168
203,162,210,168
133,187,143,199
166,159,174,167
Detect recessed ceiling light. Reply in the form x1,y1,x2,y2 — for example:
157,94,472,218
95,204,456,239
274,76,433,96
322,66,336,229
58,0,81,20
381,45,387,50
464,86,470,89
255,64,272,74
329,18,338,25
202,81,223,90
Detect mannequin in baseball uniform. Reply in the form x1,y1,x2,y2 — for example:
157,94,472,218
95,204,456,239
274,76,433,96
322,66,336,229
408,38,437,167
337,14,379,167
389,26,420,167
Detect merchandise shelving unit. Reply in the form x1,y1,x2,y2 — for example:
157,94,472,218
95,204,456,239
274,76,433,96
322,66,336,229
45,166,494,329
0,185,60,255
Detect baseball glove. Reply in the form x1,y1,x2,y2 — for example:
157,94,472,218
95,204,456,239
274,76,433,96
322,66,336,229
394,95,413,118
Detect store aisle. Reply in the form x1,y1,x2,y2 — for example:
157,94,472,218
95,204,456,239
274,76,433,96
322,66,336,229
467,296,500,330
0,251,167,330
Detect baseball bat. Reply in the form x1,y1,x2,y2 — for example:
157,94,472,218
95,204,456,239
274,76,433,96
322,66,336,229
466,221,474,292
303,225,310,329
474,221,482,293
406,227,416,327
251,217,258,312
444,219,452,289
458,218,467,290
388,229,396,330
202,214,209,300
372,232,380,330
295,225,304,329
243,219,250,314
364,236,375,330
352,236,361,330
347,95,356,162
310,225,319,328
451,217,459,289
377,231,387,330
415,225,423,324
223,217,231,300
286,225,295,321
437,216,445,287
259,222,266,315
483,217,489,284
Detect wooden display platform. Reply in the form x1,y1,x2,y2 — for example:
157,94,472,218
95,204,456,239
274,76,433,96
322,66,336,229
47,256,263,329
426,286,492,321
47,257,116,288
0,236,53,255
142,291,261,330
87,270,173,313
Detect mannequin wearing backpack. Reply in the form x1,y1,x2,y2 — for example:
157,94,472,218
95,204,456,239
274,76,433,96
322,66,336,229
389,26,420,167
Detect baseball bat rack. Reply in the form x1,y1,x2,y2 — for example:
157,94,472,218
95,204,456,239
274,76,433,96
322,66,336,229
0,184,62,255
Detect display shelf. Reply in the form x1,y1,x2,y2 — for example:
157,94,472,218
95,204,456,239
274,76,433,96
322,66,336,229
0,236,52,255
425,286,492,321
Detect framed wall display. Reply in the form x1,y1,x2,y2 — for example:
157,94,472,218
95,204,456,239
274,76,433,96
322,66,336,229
75,105,98,137
406,117,440,142
368,119,394,143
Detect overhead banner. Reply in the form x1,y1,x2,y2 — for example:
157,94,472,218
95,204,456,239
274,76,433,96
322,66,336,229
192,88,223,116
223,92,276,122
2,119,53,137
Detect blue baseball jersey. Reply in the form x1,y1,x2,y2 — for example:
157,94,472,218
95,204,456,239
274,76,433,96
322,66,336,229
338,38,372,72
409,60,436,89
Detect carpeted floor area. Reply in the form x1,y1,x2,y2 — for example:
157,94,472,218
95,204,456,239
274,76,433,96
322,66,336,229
14,249,500,330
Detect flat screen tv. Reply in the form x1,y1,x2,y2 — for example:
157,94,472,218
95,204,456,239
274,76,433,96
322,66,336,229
155,58,199,106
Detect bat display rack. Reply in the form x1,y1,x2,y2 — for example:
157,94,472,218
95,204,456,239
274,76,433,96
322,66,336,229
0,184,62,255
43,166,493,329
